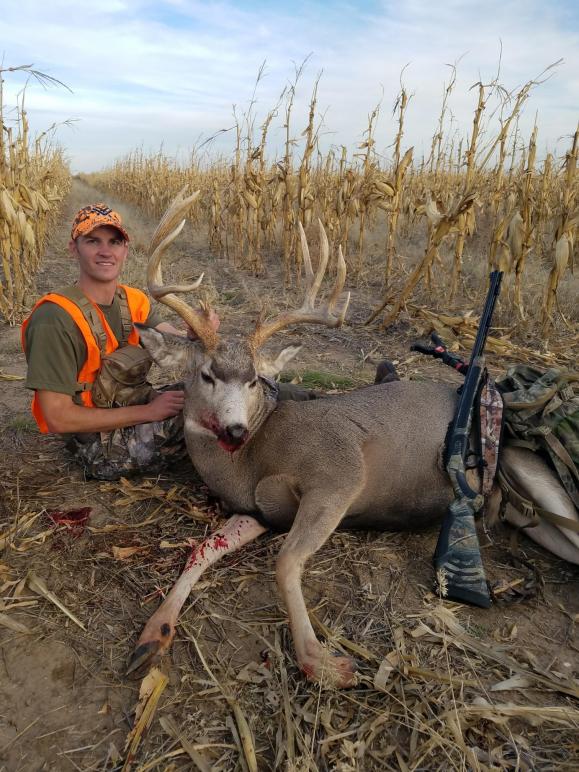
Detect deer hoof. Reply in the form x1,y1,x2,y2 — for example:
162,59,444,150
301,655,358,688
126,619,176,677
126,639,162,677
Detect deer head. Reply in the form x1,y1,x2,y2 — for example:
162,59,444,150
138,190,350,453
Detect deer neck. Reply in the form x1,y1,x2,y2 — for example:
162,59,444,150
250,375,279,431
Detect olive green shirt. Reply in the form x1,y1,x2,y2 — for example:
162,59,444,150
24,292,162,399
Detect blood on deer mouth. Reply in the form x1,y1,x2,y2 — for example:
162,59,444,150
199,412,248,452
216,429,248,453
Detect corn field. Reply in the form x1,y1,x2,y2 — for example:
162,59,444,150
89,68,578,339
0,65,71,323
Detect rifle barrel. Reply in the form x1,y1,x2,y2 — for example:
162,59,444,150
453,271,503,432
469,271,503,363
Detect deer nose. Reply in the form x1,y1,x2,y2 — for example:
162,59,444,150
225,423,248,444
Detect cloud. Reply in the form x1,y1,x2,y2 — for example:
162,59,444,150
1,0,577,171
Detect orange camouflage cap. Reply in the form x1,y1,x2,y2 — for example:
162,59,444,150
71,203,130,242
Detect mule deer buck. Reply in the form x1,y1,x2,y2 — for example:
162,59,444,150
128,191,579,686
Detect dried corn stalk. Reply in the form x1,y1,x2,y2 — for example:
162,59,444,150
0,65,70,322
89,64,577,344
541,126,578,333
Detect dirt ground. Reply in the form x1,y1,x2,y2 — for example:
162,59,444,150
0,179,578,771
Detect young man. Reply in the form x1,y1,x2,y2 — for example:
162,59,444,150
22,203,216,480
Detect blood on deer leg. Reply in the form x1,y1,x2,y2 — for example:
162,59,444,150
127,515,267,675
276,491,360,688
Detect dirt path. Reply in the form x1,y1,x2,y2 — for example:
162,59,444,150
0,180,578,771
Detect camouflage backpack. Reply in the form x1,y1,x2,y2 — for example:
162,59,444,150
497,365,579,512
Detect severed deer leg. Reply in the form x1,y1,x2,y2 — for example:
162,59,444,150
127,515,267,675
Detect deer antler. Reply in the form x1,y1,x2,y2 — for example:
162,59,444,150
249,220,350,351
147,188,219,350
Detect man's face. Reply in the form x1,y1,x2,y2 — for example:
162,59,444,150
69,225,129,284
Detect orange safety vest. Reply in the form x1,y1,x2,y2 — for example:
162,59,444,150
21,284,150,433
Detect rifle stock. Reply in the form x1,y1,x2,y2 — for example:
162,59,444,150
433,272,503,607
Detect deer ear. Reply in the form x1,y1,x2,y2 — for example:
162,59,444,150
135,324,194,369
257,344,303,377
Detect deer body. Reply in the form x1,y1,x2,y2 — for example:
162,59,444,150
185,380,457,531
126,192,579,686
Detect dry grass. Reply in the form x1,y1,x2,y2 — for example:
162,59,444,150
0,447,578,771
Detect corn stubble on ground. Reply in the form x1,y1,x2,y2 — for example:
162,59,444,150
0,62,578,770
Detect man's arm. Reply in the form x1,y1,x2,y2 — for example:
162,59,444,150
37,390,185,434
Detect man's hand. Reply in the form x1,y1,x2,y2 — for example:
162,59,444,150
147,390,185,420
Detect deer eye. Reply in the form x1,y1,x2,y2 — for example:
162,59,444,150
201,371,215,386
249,378,258,389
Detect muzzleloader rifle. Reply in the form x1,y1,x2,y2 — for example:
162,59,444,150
429,271,503,607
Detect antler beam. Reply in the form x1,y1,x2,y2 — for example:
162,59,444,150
147,188,219,350
249,220,350,350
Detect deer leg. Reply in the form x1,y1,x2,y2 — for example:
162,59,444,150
127,515,267,675
276,491,361,688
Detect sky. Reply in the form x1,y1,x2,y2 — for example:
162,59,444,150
1,0,578,172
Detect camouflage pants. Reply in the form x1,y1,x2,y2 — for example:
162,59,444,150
64,382,323,481
64,413,187,481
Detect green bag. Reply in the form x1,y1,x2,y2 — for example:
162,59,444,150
497,365,579,510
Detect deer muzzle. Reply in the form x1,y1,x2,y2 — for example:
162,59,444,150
217,423,249,452
225,423,248,441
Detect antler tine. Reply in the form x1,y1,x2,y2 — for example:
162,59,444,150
327,244,350,323
149,188,200,253
147,220,205,297
298,219,330,309
249,220,349,351
147,191,219,350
